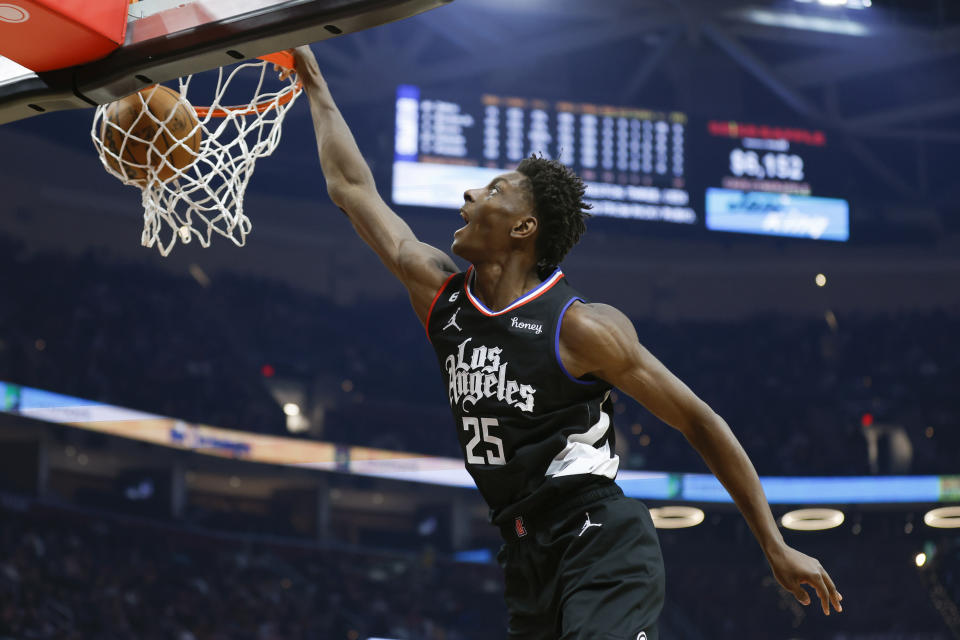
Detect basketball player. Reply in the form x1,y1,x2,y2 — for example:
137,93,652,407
291,46,842,639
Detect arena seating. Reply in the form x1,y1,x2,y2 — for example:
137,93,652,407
0,233,955,476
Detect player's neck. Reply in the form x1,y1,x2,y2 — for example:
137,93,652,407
471,258,542,313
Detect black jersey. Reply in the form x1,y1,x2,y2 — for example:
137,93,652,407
426,266,619,525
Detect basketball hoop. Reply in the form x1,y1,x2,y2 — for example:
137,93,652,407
90,51,302,256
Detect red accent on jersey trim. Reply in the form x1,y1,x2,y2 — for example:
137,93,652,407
514,516,527,538
464,265,565,317
425,272,458,343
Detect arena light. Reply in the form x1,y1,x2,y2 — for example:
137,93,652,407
923,506,960,529
781,508,845,531
650,506,705,529
915,552,927,567
794,0,871,7
743,8,870,35
283,402,300,416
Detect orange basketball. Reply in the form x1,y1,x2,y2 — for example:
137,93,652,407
100,85,202,184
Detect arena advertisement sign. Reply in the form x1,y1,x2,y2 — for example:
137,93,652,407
1,380,955,504
705,188,850,241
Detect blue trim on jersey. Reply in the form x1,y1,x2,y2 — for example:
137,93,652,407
555,296,601,386
466,266,564,316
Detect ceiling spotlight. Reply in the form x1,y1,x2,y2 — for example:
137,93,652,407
923,506,960,529
283,402,301,416
915,552,927,567
794,0,871,7
781,508,845,531
650,506,705,529
745,8,870,36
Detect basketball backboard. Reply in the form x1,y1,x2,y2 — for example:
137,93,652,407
0,0,452,125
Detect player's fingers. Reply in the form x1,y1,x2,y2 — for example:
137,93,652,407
791,584,811,606
822,569,843,612
803,574,832,615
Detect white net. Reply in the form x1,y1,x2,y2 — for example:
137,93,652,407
91,57,301,256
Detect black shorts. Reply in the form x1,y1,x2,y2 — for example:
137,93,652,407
496,483,665,640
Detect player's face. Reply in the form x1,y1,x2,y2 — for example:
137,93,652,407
452,172,534,262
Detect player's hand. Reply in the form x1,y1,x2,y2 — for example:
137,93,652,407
767,544,843,615
275,63,294,81
282,46,321,86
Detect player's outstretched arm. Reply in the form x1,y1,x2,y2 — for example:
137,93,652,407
558,301,844,616
291,46,456,323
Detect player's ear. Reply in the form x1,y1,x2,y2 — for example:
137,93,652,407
510,215,537,240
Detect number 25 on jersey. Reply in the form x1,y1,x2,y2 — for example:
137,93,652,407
462,417,506,465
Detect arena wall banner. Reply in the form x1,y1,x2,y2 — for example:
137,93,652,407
1,380,956,504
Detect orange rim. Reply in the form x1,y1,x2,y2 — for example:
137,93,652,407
193,52,302,119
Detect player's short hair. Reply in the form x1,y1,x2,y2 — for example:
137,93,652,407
516,155,592,278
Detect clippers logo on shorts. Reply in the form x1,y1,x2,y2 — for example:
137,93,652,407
508,316,543,335
514,516,527,538
445,338,536,413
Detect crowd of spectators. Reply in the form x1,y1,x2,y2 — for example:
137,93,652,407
929,538,960,635
658,511,959,640
2,498,956,640
0,500,505,640
0,232,957,476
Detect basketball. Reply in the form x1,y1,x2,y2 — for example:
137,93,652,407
100,85,202,184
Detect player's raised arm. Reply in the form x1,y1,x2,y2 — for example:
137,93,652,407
558,301,844,616
291,46,456,323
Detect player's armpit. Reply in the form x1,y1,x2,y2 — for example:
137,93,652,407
557,302,714,436
396,239,458,324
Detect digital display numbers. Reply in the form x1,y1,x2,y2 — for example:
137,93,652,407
392,86,850,241
704,121,849,242
392,85,696,224
729,148,804,183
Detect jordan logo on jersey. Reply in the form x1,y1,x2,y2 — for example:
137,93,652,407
444,338,536,413
443,307,463,332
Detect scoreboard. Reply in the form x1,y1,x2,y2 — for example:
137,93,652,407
391,85,849,242
703,120,848,241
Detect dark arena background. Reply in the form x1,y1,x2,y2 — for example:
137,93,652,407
1,0,960,638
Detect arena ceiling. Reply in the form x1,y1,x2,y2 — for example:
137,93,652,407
313,0,960,212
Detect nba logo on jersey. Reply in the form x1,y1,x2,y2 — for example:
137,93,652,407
514,516,527,538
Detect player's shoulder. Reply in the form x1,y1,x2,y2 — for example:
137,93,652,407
558,300,638,377
562,300,632,334
561,300,636,344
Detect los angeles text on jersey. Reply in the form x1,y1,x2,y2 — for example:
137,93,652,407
445,338,536,413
